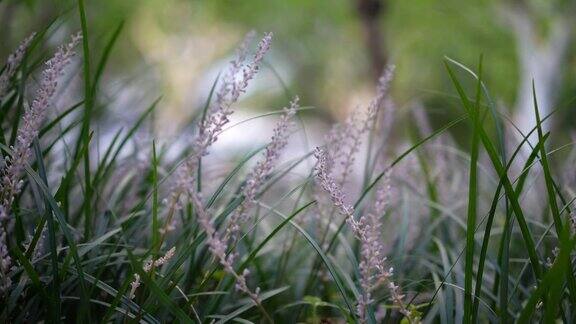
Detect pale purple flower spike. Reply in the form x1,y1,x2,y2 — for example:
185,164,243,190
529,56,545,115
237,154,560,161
0,206,11,291
313,147,359,231
226,96,299,242
315,147,410,321
0,32,81,293
1,32,81,210
193,97,299,302
165,32,273,220
323,65,394,187
0,33,36,101
162,32,291,304
314,67,415,322
129,247,176,299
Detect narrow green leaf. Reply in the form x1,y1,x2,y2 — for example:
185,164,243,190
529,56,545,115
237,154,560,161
91,21,124,95
152,140,160,251
211,286,290,324
445,61,542,281
463,56,482,323
33,139,61,322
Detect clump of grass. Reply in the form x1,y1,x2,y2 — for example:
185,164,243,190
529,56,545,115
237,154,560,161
1,32,81,293
1,11,576,324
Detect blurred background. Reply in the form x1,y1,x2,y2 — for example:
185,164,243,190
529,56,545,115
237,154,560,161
1,0,575,147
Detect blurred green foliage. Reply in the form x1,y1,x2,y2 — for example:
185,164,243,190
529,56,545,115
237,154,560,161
1,0,574,129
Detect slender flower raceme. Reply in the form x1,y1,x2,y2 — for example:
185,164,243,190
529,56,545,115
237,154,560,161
314,148,416,322
313,147,359,231
0,206,10,291
163,32,273,232
192,97,298,305
160,32,279,308
324,66,394,186
189,190,260,302
193,31,269,158
1,33,81,211
129,247,176,299
356,173,404,321
225,96,299,242
0,33,81,293
312,67,395,238
0,33,36,102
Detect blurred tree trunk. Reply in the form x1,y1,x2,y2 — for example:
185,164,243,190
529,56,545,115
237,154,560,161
501,3,574,141
355,0,387,81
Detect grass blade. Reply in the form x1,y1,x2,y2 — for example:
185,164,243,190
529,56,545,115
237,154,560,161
463,56,482,323
444,61,542,281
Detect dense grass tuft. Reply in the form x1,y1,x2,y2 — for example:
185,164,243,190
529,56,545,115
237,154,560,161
1,20,576,324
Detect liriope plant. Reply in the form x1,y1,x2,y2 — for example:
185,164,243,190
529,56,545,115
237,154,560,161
1,13,575,324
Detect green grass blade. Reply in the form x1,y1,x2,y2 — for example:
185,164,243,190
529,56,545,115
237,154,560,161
33,139,61,322
531,81,576,312
91,21,124,95
21,162,90,309
444,61,542,281
532,81,563,234
356,114,467,207
78,0,94,242
93,97,160,187
211,286,290,323
445,56,506,162
238,201,315,272
518,232,574,322
473,133,549,321
151,140,160,251
38,100,83,137
463,56,482,323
